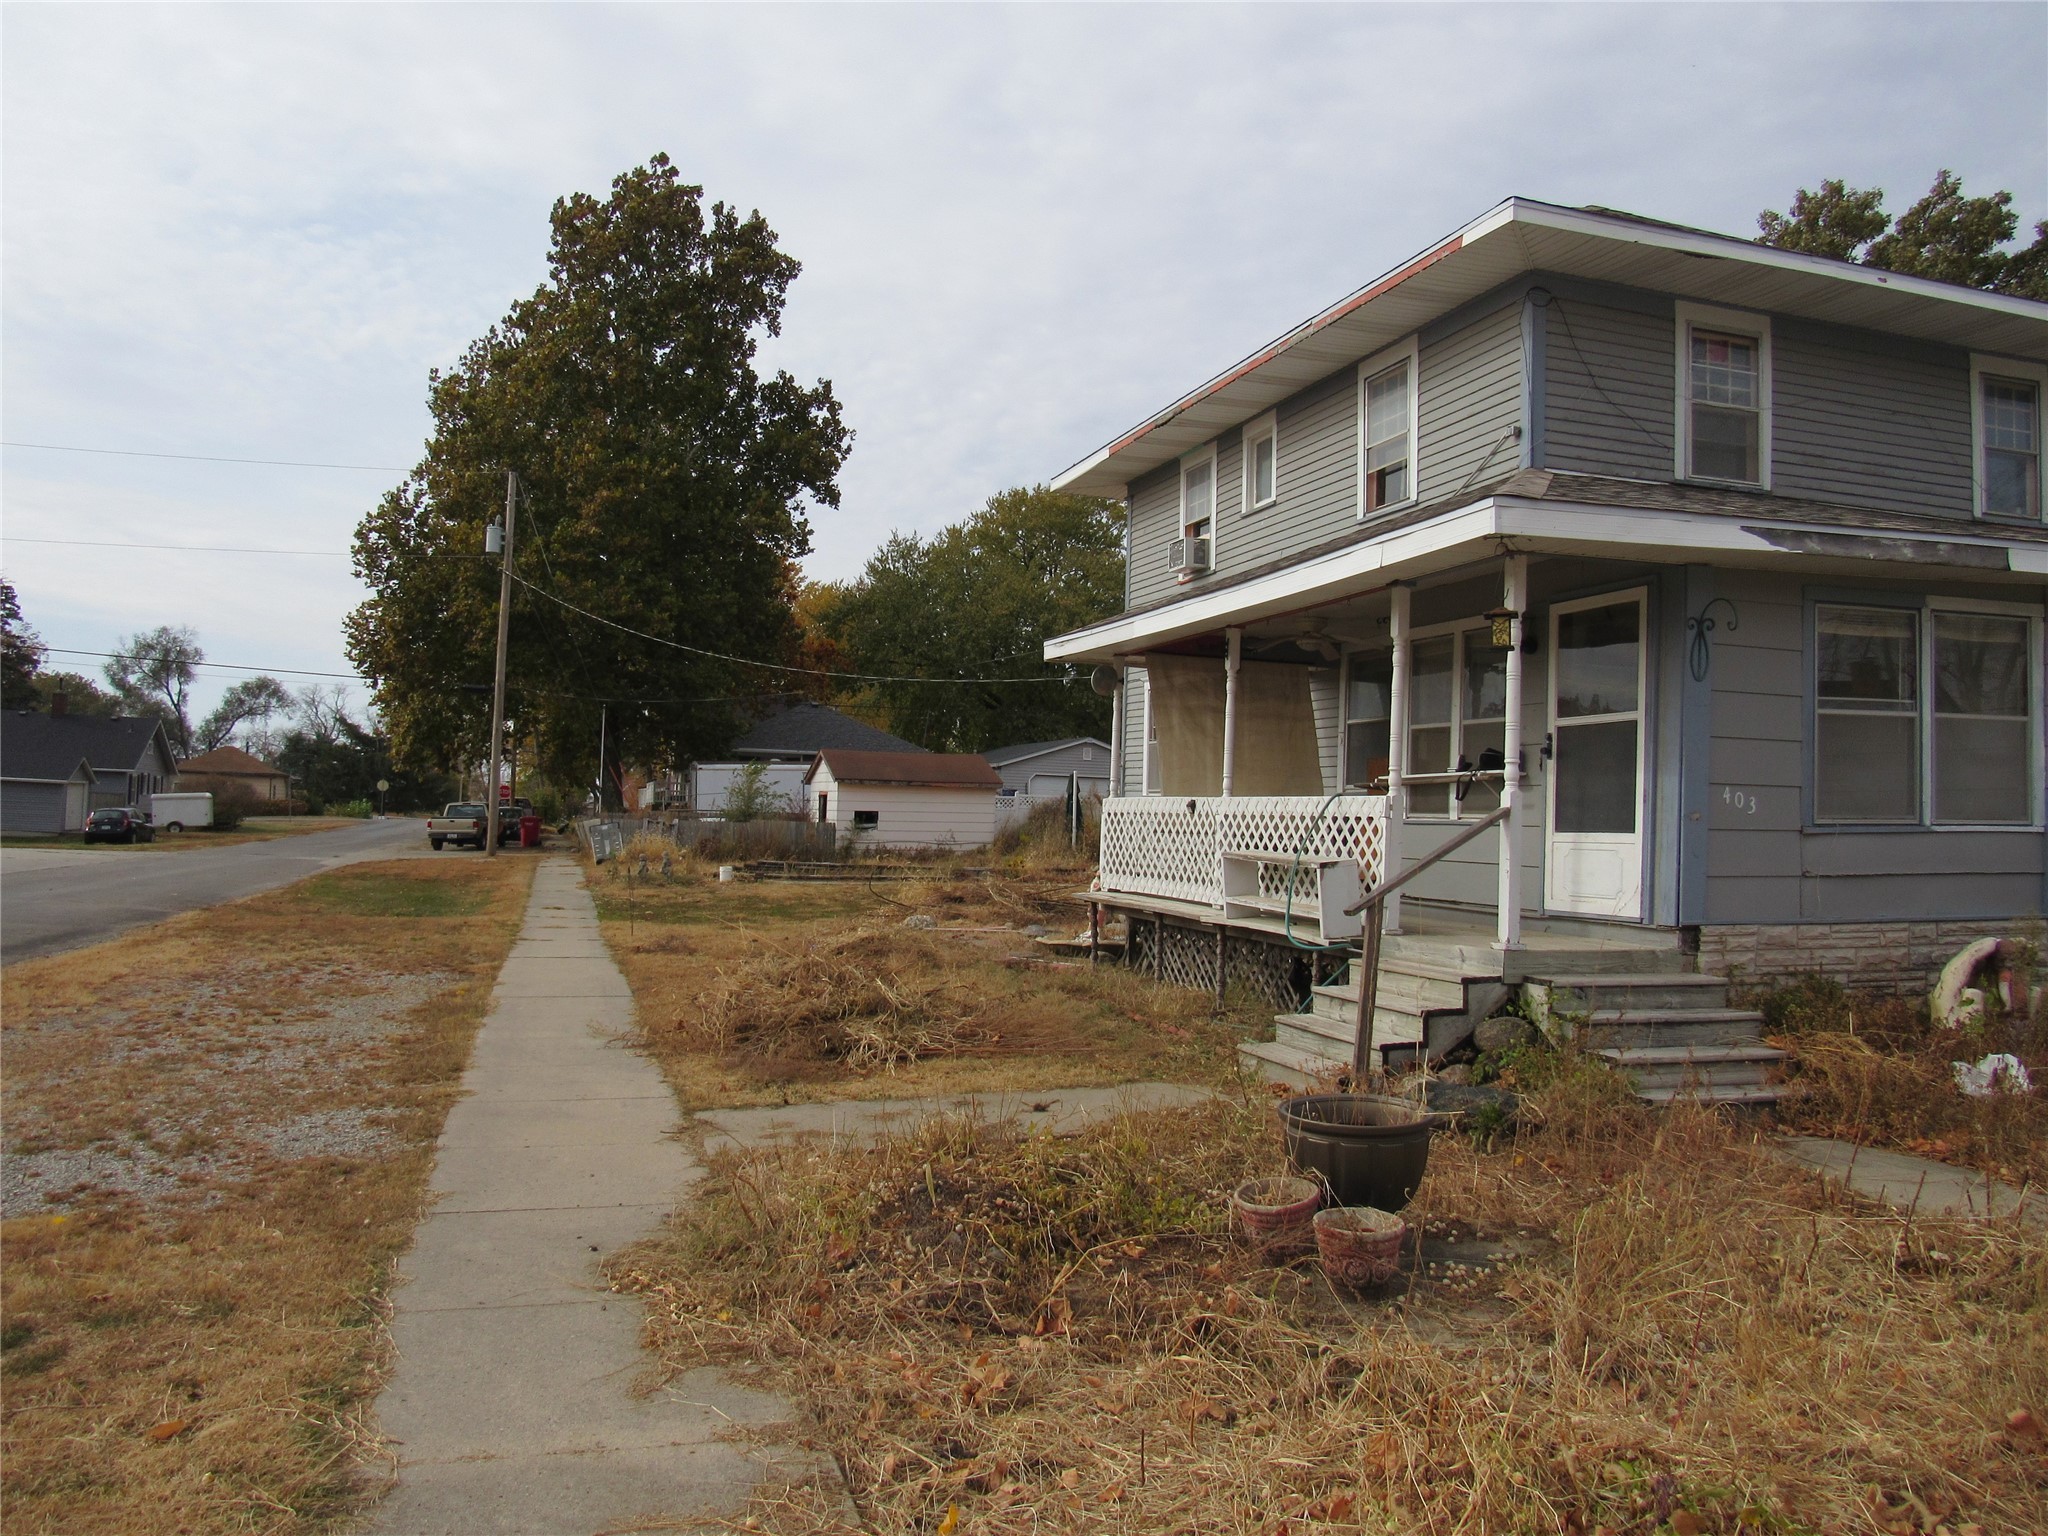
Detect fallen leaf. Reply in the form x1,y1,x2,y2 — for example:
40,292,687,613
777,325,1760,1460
936,1504,960,1535
1670,1513,1704,1536
2006,1408,2040,1440
146,1419,190,1442
1060,1468,1081,1489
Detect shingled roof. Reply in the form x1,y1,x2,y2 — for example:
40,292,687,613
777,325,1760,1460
1,713,173,783
178,744,285,777
804,750,1001,789
729,701,925,759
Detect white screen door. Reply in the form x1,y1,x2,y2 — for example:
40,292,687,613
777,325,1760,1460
1544,589,1648,918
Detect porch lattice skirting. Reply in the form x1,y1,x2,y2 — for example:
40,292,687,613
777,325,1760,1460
1097,794,1389,909
1122,915,1351,1014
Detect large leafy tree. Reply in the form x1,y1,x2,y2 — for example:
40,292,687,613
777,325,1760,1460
0,577,44,708
346,155,850,786
824,486,1124,752
1758,170,2048,298
104,625,203,754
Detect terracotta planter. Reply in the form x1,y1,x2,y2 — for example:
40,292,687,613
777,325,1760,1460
1313,1205,1408,1289
1230,1176,1322,1255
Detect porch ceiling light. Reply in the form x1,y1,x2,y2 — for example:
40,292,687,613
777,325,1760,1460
1484,606,1519,649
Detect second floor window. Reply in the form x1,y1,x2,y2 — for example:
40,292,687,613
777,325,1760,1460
1980,373,2041,520
1363,360,1412,514
1245,414,1277,511
1687,330,1762,483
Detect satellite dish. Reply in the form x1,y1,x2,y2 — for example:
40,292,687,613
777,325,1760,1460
1089,664,1122,698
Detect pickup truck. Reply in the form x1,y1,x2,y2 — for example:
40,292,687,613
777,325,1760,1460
427,803,488,850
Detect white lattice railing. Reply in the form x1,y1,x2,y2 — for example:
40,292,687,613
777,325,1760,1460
1097,794,1389,912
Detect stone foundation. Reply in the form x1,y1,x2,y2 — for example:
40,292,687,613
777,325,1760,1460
1696,920,2041,994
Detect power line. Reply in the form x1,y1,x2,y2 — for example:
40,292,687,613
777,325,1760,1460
7,535,350,556
2,440,407,472
41,646,369,681
508,571,1071,686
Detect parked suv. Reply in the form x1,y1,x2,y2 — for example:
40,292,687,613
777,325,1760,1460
83,807,156,844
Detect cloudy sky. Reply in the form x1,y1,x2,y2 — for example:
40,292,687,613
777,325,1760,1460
4,1,2043,719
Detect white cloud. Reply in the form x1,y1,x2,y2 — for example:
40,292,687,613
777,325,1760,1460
4,2,2041,719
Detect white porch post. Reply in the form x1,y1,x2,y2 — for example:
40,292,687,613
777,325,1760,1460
1497,554,1528,951
1384,585,1411,933
1221,627,1242,798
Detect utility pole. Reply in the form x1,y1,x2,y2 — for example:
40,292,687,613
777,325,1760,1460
484,471,517,857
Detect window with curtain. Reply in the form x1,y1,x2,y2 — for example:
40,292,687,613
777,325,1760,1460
1400,627,1508,818
1816,606,1920,824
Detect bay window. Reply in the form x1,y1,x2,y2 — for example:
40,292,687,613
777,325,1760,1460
1816,603,2039,827
1343,650,1391,791
1398,626,1509,819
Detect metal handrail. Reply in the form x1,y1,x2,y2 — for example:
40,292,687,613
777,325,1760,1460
1344,802,1512,1078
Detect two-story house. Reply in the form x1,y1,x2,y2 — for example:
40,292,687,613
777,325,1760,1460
1044,199,2047,1089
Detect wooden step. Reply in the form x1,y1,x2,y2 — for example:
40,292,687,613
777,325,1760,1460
1275,1009,1423,1055
1238,1038,1343,1089
1636,1082,1786,1108
1596,1043,1785,1093
1530,973,1731,1014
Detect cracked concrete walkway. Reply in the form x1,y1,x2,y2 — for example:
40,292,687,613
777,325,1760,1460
363,858,814,1535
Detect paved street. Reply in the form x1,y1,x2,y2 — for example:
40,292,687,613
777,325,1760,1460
0,817,436,964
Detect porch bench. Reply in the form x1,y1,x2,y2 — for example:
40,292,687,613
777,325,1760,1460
1220,849,1363,944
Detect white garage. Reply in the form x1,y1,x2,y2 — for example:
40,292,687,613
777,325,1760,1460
804,749,1001,850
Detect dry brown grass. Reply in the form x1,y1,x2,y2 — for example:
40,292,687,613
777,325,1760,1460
1758,978,2048,1190
612,1076,2048,1536
0,856,532,1535
595,864,1263,1111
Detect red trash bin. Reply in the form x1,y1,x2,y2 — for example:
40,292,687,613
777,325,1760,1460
518,813,541,848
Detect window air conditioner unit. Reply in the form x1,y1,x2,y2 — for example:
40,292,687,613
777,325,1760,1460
1169,535,1211,575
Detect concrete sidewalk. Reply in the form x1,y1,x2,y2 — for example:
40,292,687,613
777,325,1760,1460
1777,1136,2046,1229
363,858,817,1535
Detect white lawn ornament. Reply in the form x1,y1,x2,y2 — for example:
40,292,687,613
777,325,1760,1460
1951,1053,2033,1098
1932,937,2004,1028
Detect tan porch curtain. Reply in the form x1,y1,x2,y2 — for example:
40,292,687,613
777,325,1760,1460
1145,653,1322,797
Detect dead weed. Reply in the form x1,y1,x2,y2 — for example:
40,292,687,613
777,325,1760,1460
613,1091,2048,1536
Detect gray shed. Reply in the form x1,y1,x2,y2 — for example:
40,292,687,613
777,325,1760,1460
982,737,1112,798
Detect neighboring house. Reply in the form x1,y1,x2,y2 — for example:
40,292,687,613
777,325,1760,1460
983,737,1113,799
177,744,291,802
803,749,1001,849
0,711,179,831
677,701,927,814
0,720,96,833
1044,197,2048,1068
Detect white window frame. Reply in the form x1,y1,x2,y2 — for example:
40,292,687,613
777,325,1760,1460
1969,354,2048,523
1177,444,1218,580
1674,301,1773,490
1355,336,1421,521
1390,616,1513,823
1242,411,1278,514
1812,594,2044,830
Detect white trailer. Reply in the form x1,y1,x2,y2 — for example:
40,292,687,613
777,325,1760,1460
148,791,214,831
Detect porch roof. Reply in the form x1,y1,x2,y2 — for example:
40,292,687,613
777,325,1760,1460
1052,199,2048,500
1044,469,2048,663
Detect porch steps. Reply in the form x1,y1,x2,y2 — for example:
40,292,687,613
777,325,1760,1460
1523,972,1786,1107
1242,948,1510,1087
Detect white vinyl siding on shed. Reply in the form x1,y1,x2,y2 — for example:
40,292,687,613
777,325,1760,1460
808,763,996,850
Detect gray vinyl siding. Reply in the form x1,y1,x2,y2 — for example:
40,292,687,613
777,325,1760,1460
1701,569,2046,925
1541,294,1675,481
1770,321,1973,518
1417,303,1524,504
992,741,1110,796
1126,466,1182,608
1222,367,1359,577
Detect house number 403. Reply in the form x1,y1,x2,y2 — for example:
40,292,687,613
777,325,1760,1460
1721,786,1758,815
